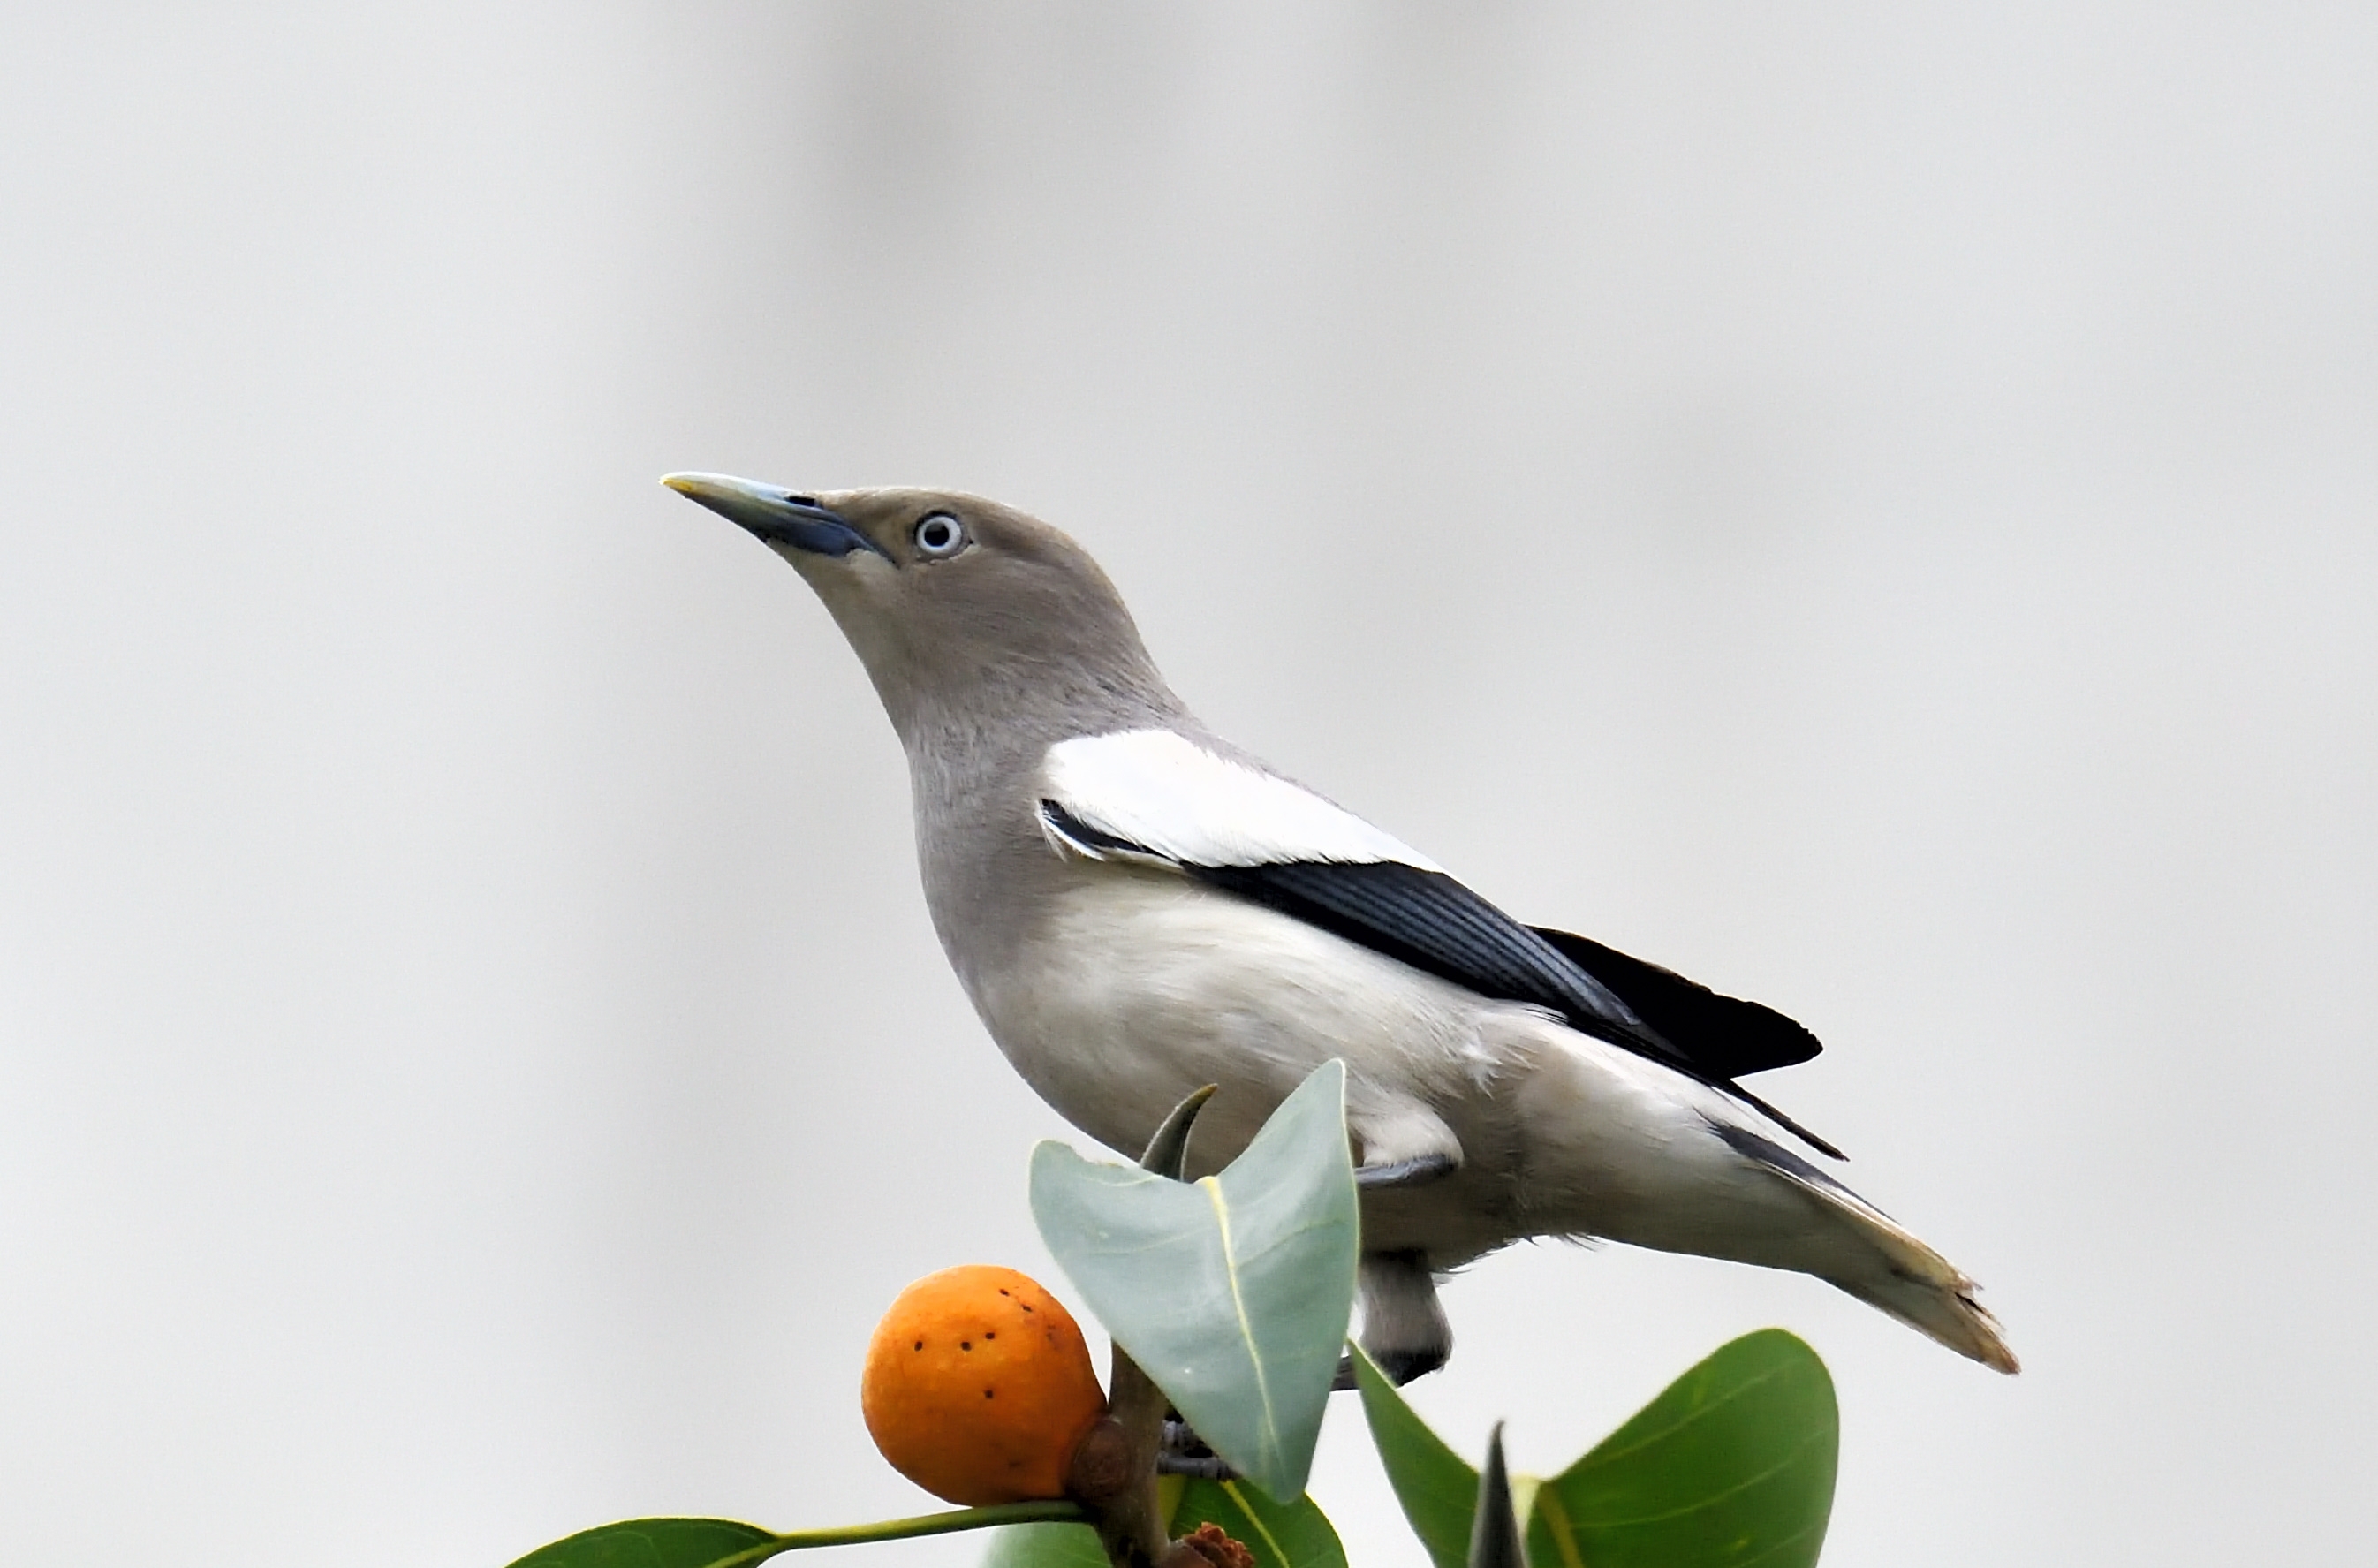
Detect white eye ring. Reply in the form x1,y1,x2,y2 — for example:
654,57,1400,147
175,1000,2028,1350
913,512,966,558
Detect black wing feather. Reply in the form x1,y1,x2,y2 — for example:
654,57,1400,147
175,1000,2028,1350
1526,927,1823,1079
1187,859,1697,1078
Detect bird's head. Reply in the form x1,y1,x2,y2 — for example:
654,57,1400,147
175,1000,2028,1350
662,473,1180,746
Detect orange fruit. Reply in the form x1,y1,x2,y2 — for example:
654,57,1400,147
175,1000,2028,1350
860,1264,1107,1505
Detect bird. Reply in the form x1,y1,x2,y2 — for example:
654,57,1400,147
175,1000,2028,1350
661,472,2018,1381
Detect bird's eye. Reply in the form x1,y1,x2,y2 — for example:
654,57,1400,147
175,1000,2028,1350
913,512,966,558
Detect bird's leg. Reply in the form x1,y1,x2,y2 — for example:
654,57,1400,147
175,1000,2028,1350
1331,1249,1453,1389
1355,1152,1458,1190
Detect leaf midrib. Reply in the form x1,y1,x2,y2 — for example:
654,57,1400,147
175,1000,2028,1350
1201,1174,1280,1468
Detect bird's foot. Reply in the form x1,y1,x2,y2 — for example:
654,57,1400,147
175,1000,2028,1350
1354,1153,1458,1191
1156,1419,1237,1481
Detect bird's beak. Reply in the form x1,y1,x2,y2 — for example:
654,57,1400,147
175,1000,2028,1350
661,473,889,560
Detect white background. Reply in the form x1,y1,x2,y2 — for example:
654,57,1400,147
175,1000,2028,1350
4,5,2373,1564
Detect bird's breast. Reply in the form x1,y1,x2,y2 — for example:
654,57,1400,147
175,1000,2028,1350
961,861,1512,1167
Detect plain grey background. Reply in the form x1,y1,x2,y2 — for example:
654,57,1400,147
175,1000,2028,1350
4,4,2373,1564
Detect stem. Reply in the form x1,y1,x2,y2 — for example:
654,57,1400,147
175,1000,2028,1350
1091,1345,1172,1567
703,1501,1089,1567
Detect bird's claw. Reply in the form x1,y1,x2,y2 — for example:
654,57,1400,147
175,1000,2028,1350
1354,1153,1458,1191
1158,1418,1237,1481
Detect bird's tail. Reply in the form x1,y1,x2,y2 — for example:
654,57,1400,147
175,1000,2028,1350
1825,1246,2018,1374
1754,1151,2019,1374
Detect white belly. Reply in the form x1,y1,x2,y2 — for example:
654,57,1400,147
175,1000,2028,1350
966,867,1504,1169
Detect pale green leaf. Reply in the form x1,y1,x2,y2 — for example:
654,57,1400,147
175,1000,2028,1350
1029,1061,1359,1502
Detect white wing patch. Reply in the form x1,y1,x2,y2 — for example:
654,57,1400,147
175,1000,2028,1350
1039,728,1443,872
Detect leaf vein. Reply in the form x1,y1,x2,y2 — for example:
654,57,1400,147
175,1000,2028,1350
1562,1428,1825,1527
1723,1514,1829,1568
1202,1176,1280,1466
1567,1362,1804,1470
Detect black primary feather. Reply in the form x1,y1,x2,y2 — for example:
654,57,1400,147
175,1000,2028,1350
1526,926,1823,1079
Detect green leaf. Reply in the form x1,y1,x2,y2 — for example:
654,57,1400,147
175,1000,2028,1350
1030,1061,1359,1503
976,1520,1113,1568
504,1519,775,1568
1170,1477,1348,1568
1527,1329,1837,1568
512,1504,1086,1568
1350,1344,1480,1568
1355,1333,1839,1568
979,1478,1345,1568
